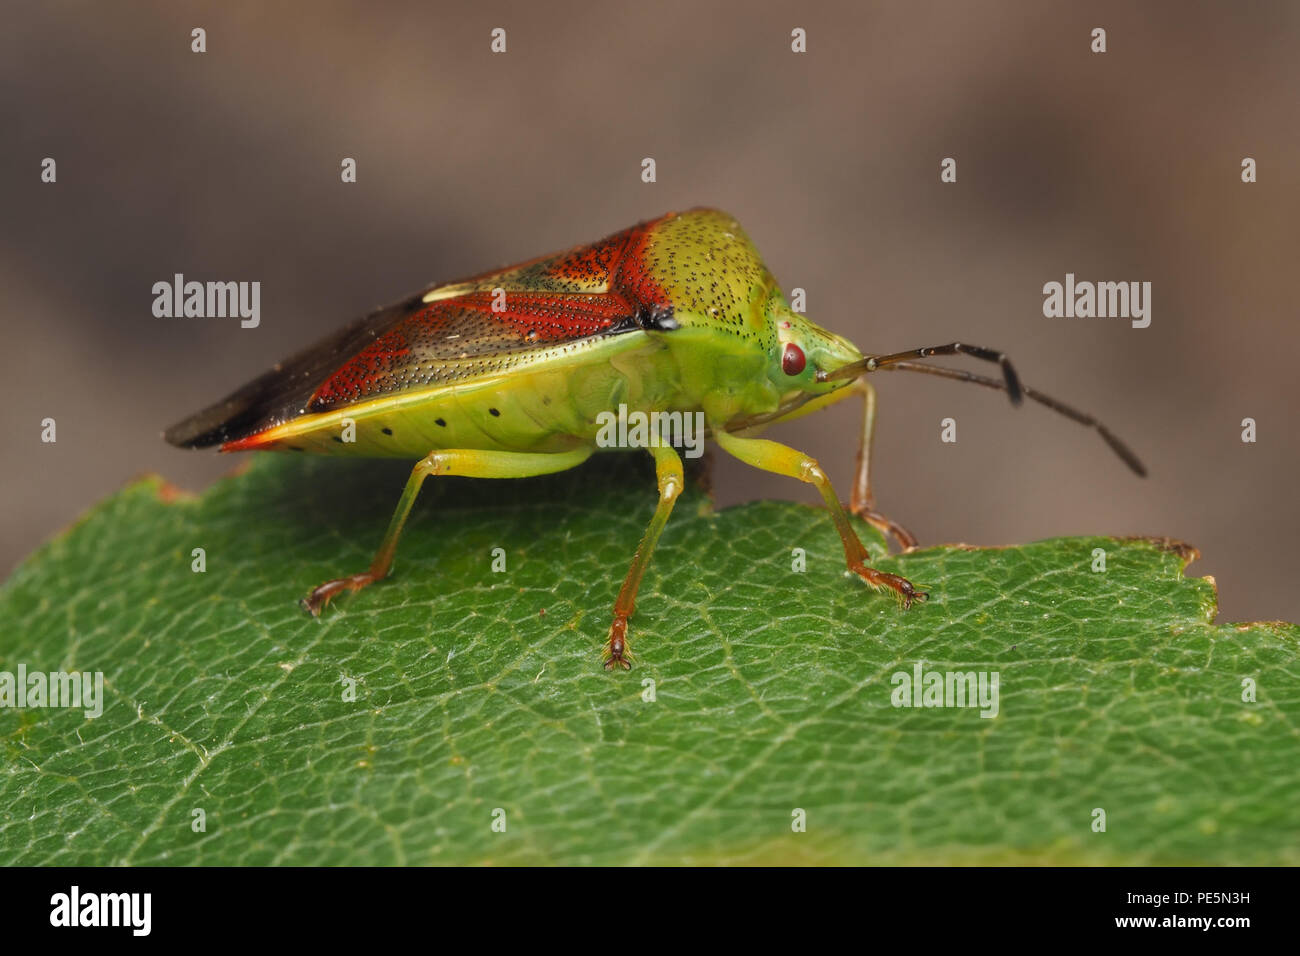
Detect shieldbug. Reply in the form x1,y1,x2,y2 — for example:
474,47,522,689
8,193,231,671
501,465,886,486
166,208,1145,669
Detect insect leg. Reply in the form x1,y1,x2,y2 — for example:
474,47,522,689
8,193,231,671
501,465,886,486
731,381,917,550
302,445,594,615
605,443,684,671
713,429,926,608
848,379,919,551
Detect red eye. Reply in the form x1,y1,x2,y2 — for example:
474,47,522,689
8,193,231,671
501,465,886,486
782,343,806,376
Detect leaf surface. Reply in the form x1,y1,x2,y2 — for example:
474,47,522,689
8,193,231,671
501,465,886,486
1,454,1295,864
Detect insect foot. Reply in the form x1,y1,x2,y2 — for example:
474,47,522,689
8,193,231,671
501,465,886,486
849,563,928,610
301,572,379,616
603,617,634,671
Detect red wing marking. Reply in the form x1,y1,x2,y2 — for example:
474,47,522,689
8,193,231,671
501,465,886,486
170,213,684,448
307,291,639,410
308,220,676,412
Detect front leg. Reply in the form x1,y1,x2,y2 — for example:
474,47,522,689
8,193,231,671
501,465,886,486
713,428,926,608
848,379,919,551
740,379,918,552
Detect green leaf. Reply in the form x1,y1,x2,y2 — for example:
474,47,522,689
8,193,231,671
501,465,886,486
1,453,1295,865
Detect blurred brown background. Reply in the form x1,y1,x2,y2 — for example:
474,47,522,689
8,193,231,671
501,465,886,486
2,1,1296,622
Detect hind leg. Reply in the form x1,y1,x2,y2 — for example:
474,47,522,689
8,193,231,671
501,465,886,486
303,445,593,614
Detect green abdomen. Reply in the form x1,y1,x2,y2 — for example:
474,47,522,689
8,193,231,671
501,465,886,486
262,334,686,458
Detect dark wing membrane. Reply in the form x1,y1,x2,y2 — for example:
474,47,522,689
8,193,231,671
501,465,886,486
163,293,430,448
163,289,646,448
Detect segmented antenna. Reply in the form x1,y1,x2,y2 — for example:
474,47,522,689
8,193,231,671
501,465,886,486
820,342,1146,477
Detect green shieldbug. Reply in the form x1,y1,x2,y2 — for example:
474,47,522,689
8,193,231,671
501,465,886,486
166,208,1145,669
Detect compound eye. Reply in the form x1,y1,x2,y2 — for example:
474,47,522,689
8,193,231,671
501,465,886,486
782,342,807,376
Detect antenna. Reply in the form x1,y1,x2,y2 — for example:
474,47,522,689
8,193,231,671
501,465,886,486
820,341,1146,477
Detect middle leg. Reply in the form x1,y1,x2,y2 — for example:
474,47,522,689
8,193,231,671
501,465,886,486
604,443,684,670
